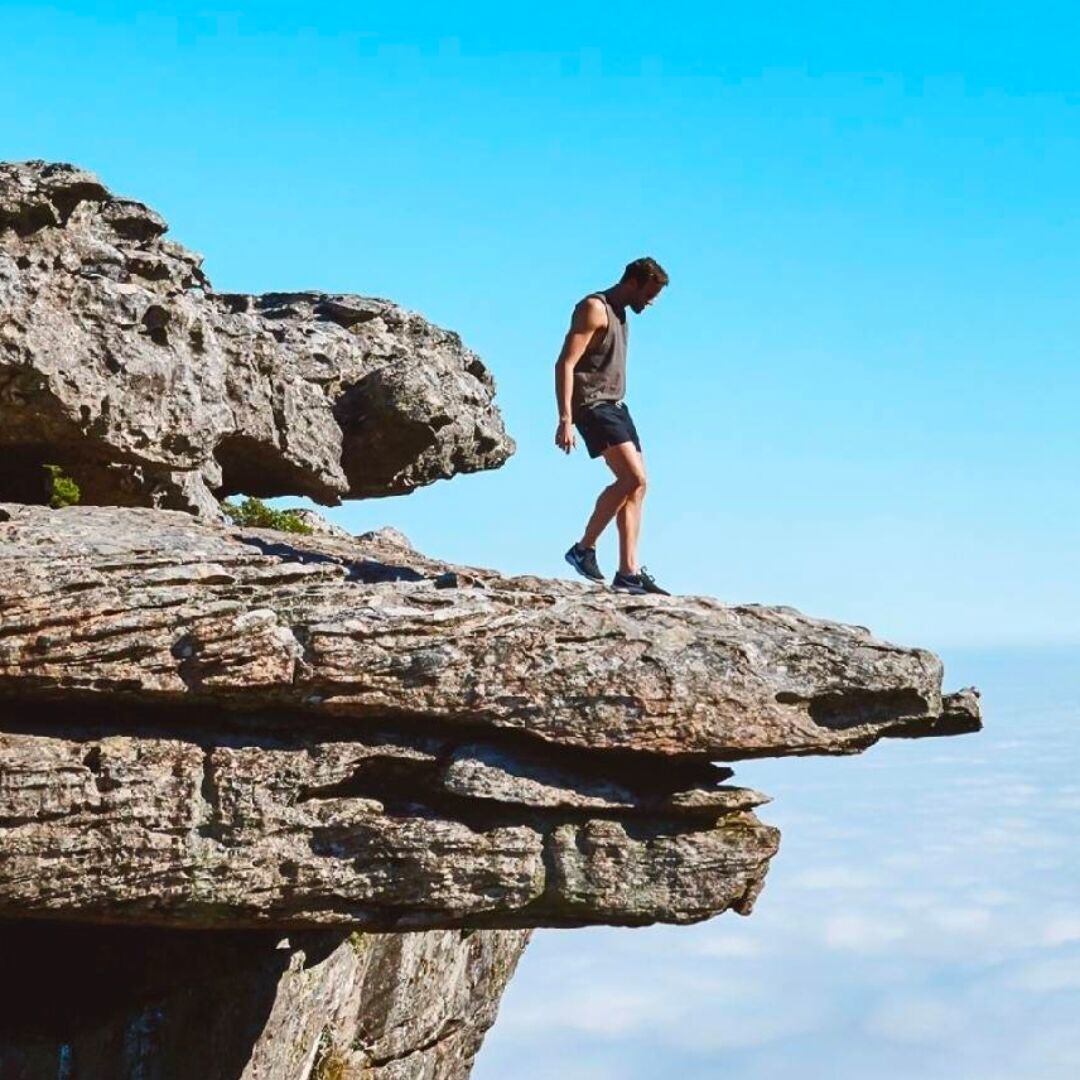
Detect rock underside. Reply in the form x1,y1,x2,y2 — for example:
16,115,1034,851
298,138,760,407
0,921,530,1080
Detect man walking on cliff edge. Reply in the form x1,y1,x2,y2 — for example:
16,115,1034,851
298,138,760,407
555,256,671,595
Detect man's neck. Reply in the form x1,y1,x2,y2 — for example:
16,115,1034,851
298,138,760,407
604,284,630,313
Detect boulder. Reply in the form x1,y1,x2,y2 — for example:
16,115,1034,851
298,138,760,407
0,160,513,519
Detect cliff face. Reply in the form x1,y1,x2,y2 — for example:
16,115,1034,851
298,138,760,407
0,505,978,1079
0,502,983,932
0,160,981,1080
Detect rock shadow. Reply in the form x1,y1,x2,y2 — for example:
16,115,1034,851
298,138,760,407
237,534,427,584
0,920,345,1080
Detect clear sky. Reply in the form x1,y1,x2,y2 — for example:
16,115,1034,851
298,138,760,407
3,2,1078,650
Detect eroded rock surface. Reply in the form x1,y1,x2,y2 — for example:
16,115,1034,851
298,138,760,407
0,503,979,932
0,160,513,517
0,504,979,759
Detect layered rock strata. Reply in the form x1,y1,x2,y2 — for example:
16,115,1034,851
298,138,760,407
0,160,513,517
0,158,985,1077
0,503,979,934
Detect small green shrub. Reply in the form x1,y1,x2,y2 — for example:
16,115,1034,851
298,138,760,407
221,496,313,535
45,465,81,508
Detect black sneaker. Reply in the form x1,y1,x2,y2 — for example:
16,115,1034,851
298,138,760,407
637,566,671,595
565,543,603,582
611,570,648,594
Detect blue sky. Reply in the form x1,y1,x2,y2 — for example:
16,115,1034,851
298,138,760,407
5,1,1080,648
5,5,1080,1076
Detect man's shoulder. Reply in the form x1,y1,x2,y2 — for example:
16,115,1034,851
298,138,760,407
574,293,609,328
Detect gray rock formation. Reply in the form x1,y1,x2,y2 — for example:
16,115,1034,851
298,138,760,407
0,160,513,518
0,504,978,762
0,504,981,1076
0,502,978,935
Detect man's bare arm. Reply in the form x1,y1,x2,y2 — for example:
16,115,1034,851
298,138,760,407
554,298,606,452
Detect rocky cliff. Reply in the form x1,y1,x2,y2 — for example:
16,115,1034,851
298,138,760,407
0,160,512,518
0,502,979,1078
0,160,981,1080
0,501,981,930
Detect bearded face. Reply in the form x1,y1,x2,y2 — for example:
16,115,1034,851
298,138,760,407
628,280,665,313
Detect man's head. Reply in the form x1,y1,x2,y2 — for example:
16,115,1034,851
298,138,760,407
619,256,669,313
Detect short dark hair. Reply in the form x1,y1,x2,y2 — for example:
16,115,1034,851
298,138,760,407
621,256,669,287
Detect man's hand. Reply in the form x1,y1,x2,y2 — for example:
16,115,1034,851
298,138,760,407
555,417,576,454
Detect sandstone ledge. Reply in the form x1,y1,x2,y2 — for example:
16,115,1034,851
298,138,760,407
0,504,978,931
0,503,980,759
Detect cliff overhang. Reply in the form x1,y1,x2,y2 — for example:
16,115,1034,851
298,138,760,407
0,503,979,932
0,160,514,518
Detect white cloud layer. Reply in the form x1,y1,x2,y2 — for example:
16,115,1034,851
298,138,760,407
475,649,1080,1080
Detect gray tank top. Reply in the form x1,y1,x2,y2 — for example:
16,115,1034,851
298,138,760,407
572,292,627,415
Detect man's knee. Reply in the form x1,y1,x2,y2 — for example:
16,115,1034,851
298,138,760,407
618,472,647,500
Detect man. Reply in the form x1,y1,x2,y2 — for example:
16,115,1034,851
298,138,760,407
555,256,670,595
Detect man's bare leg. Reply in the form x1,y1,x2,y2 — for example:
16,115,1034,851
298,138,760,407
611,445,646,574
578,441,647,572
614,463,646,574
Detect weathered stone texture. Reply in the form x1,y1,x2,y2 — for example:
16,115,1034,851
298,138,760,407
0,503,979,932
0,160,513,517
0,503,979,759
0,697,775,931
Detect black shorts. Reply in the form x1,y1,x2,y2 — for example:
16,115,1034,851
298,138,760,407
574,400,642,459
